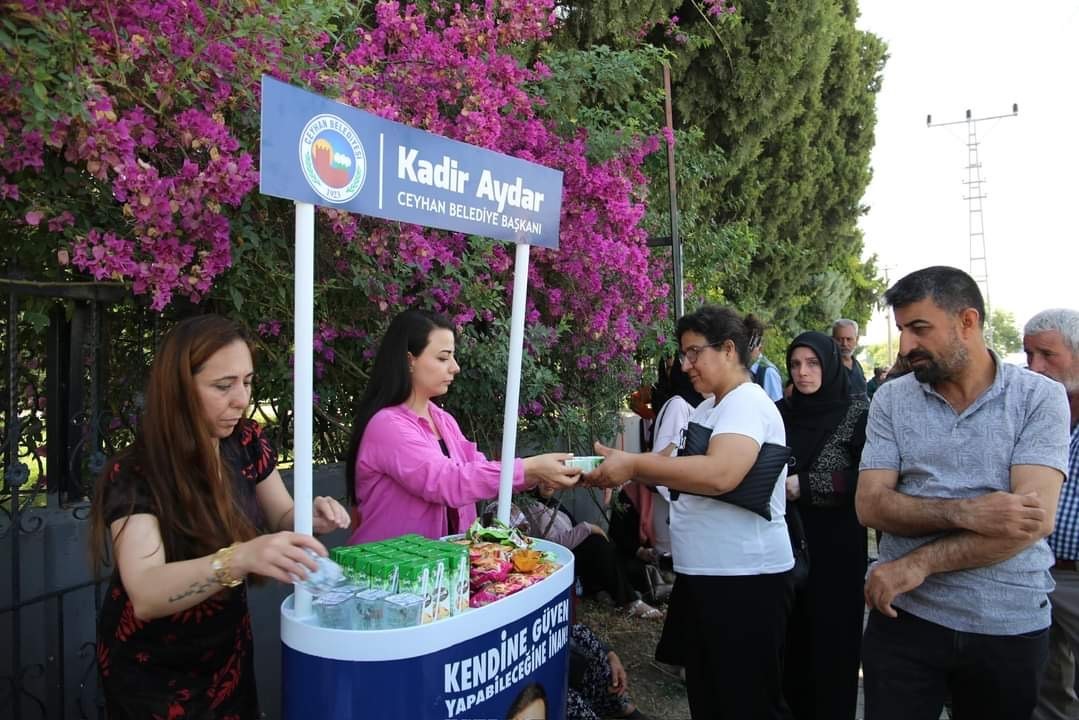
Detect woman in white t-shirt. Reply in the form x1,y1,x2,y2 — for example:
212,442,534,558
586,305,795,720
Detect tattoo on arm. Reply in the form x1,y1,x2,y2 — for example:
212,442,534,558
167,576,217,603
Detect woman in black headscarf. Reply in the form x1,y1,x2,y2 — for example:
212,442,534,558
777,331,869,720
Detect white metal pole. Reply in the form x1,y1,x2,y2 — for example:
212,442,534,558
293,201,315,617
496,243,531,524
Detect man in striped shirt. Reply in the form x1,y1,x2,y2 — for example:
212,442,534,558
1026,308,1079,720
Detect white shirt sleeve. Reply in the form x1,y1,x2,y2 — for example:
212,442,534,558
653,397,693,454
706,385,768,447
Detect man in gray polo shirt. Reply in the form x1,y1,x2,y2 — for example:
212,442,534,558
856,266,1070,720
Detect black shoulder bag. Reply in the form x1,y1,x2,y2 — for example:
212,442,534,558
670,421,810,587
669,421,791,520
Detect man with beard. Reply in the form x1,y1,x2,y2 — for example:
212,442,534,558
855,266,1070,720
1026,308,1079,720
832,318,869,400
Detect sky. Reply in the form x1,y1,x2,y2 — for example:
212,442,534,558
855,0,1079,350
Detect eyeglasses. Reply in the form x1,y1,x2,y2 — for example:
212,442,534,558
677,342,723,365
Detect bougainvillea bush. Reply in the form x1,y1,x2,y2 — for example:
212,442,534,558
1,0,672,463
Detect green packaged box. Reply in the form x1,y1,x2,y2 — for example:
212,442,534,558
381,537,419,552
413,540,468,616
362,555,401,593
410,550,452,620
332,545,387,585
444,546,470,615
330,551,362,586
430,555,451,621
330,539,475,623
329,545,364,567
396,559,435,624
345,547,389,587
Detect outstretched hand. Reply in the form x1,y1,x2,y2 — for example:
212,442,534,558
524,452,581,490
312,495,350,535
580,442,636,489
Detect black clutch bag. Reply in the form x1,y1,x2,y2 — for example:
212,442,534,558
670,421,792,521
786,500,811,590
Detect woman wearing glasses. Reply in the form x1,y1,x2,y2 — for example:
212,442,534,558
586,305,794,720
345,309,580,543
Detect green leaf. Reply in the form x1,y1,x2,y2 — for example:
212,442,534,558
230,286,244,310
24,311,49,331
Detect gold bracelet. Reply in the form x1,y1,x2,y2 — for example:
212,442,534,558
211,543,243,588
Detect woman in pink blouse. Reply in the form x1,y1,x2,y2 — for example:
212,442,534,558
346,310,580,543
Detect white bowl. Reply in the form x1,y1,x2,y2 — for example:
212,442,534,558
564,455,603,472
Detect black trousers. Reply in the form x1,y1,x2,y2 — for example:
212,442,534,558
657,572,794,719
863,609,1050,720
572,533,636,606
783,504,866,720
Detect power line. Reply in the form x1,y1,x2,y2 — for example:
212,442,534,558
926,104,1019,344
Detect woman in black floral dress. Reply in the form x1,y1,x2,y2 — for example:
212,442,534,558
567,624,651,720
777,331,869,720
90,315,349,719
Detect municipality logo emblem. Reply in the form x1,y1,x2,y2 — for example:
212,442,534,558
299,114,366,203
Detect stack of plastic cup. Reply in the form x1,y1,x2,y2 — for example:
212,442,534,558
294,549,346,595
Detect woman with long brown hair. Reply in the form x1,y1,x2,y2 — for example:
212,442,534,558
90,314,348,719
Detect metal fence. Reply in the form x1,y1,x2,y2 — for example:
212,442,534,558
1,279,156,720
0,280,351,720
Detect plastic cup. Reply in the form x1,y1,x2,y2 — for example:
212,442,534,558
384,592,424,629
294,550,345,595
354,588,391,630
565,455,603,472
313,589,357,629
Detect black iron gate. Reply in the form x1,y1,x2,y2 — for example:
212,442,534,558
1,279,154,720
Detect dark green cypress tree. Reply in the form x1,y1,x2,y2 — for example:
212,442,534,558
553,0,888,338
